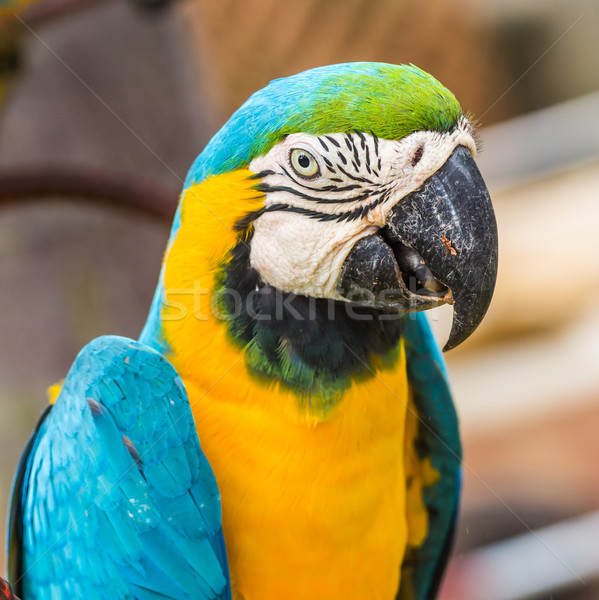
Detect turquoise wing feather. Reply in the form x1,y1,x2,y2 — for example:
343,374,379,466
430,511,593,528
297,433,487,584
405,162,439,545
8,335,231,600
400,313,462,600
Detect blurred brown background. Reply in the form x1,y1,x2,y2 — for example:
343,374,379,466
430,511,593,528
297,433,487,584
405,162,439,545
1,0,598,598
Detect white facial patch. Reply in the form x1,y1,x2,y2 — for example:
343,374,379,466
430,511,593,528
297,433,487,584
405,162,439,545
248,118,476,299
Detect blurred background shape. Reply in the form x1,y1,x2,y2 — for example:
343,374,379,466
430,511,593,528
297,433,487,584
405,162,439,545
180,0,516,124
0,0,598,598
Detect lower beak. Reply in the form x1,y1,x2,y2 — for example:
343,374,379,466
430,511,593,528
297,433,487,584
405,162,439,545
337,145,498,351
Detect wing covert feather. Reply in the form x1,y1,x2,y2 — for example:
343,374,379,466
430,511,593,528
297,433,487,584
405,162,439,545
10,335,231,600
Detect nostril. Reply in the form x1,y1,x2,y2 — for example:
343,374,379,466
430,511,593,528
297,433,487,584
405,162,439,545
411,145,424,167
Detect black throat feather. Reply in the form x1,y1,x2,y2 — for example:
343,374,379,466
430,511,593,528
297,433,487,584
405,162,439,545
214,220,404,409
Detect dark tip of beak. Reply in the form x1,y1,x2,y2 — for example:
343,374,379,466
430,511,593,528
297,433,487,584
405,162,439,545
386,145,498,350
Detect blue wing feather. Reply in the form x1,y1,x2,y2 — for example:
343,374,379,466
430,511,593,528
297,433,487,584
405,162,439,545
401,313,462,600
9,335,231,600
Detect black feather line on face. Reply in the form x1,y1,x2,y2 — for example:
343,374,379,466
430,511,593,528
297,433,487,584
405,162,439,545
354,129,367,150
322,156,336,173
350,135,361,167
325,135,341,148
235,207,266,232
263,193,388,223
337,151,348,165
364,144,372,175
336,163,373,184
248,169,276,180
255,183,373,205
371,131,379,154
366,131,381,176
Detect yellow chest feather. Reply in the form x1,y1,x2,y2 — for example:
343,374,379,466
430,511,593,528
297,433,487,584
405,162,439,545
182,355,410,600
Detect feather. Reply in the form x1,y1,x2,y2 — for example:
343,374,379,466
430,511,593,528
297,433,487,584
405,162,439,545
9,336,231,600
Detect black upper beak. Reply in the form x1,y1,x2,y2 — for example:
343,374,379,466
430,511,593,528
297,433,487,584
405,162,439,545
337,145,498,351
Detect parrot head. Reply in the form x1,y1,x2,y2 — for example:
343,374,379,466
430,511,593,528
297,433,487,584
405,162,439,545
179,62,497,352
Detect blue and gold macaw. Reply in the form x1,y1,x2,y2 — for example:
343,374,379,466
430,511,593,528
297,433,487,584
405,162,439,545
6,63,497,600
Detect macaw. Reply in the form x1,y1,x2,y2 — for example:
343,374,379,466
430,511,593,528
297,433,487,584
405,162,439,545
6,62,497,600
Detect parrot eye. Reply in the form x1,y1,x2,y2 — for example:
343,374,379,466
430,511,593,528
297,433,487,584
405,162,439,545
289,148,320,179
